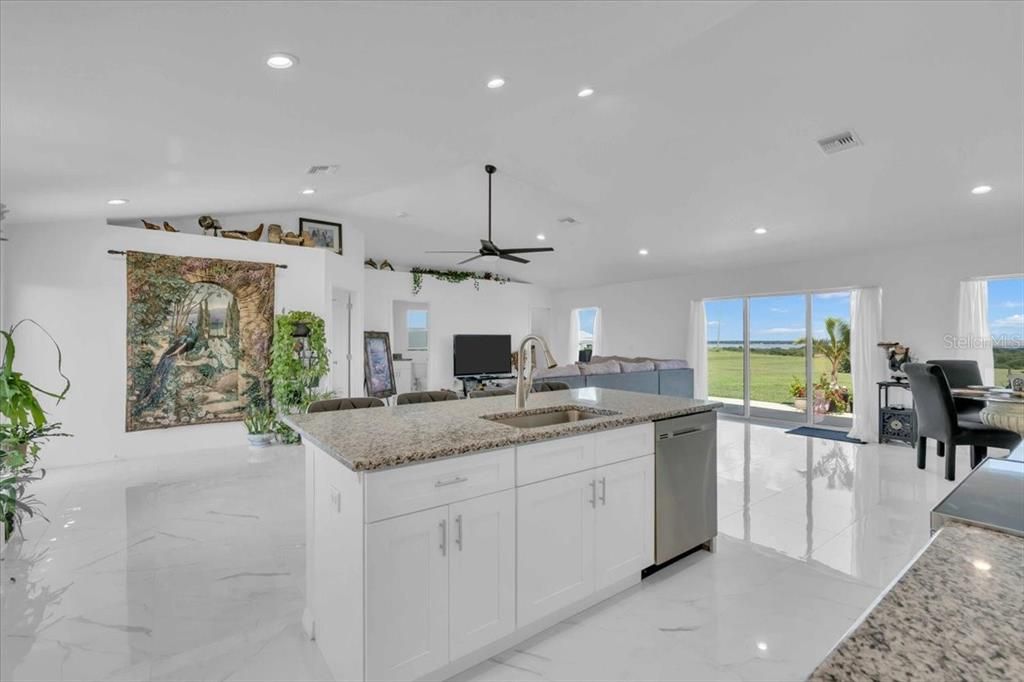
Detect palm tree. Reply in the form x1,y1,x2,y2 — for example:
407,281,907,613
796,317,850,386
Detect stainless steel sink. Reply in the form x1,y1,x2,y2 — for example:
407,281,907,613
482,406,618,429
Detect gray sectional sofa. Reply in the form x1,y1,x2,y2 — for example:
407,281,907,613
532,356,693,398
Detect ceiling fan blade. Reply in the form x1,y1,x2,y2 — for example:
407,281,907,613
499,253,530,264
425,250,479,254
496,247,555,255
458,255,485,265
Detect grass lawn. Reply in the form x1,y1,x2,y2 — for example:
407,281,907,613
708,348,851,405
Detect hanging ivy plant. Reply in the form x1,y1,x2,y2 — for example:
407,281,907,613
269,311,330,442
410,267,508,295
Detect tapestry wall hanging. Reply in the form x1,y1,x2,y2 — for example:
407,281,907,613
125,251,275,431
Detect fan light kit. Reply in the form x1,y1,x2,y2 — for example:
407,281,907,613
971,185,992,195
425,164,555,265
266,53,298,69
107,199,129,206
487,77,505,89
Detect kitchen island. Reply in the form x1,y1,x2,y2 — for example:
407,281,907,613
284,387,721,682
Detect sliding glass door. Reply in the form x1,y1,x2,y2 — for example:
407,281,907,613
706,290,853,427
748,295,808,422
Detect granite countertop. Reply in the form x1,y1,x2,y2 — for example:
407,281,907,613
282,387,721,471
810,521,1024,681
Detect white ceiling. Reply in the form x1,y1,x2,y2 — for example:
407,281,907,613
2,1,1021,289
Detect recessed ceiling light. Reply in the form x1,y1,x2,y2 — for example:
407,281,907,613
266,53,298,69
971,185,992,195
397,211,409,219
536,233,546,241
300,188,315,195
638,248,649,256
577,87,595,98
487,77,505,89
754,227,768,235
972,559,992,571
107,198,128,206
757,642,768,652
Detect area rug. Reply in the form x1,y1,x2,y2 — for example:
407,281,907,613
785,426,865,445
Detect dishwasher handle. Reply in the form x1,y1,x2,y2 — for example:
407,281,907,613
657,426,705,440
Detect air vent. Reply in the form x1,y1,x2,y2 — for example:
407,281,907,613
557,216,581,225
306,164,339,175
817,131,862,155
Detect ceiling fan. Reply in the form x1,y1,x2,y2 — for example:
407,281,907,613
426,164,555,265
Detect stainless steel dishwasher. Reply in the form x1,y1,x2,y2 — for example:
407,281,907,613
652,410,717,567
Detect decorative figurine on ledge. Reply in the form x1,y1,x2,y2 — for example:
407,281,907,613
141,219,162,230
198,215,222,237
222,223,264,241
268,224,283,244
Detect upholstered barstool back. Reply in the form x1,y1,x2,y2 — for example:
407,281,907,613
468,388,515,398
396,390,460,405
307,397,385,413
534,381,571,392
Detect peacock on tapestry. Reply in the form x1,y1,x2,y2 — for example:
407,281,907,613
125,252,275,431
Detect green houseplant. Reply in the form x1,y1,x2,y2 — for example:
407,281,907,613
243,407,276,448
0,320,71,541
268,311,330,443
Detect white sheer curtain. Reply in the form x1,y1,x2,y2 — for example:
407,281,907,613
957,280,995,385
687,300,708,399
591,308,603,357
568,308,581,363
848,287,884,442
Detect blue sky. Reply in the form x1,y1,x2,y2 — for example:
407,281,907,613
989,277,1024,343
577,307,597,336
706,292,852,343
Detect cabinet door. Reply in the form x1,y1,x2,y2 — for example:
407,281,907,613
365,507,449,682
594,455,654,589
516,470,596,626
449,489,516,659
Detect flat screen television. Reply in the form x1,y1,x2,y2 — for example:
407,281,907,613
453,334,512,377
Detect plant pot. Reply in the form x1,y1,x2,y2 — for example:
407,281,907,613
247,433,274,448
794,398,807,411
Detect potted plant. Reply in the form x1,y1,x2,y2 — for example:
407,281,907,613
0,320,71,545
243,407,276,448
269,311,330,443
789,376,807,411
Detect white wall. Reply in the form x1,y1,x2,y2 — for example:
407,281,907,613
364,270,551,392
550,231,1024,365
0,219,364,467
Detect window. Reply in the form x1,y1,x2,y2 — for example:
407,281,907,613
406,309,428,351
987,277,1024,386
571,307,600,362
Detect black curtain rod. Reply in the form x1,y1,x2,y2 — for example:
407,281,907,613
106,249,288,269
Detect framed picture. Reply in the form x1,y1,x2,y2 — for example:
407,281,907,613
364,331,396,399
299,217,343,254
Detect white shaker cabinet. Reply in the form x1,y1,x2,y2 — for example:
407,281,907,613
449,489,516,659
516,469,597,627
594,455,654,589
365,506,450,682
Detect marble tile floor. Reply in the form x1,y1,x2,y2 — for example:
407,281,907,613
0,420,966,682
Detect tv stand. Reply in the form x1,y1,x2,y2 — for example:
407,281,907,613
458,374,516,397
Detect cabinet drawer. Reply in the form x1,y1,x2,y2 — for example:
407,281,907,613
593,423,654,467
364,449,515,523
516,433,595,485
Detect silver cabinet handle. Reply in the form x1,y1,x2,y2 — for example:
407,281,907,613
439,519,447,556
455,514,463,551
599,477,606,505
435,475,468,488
589,480,597,508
